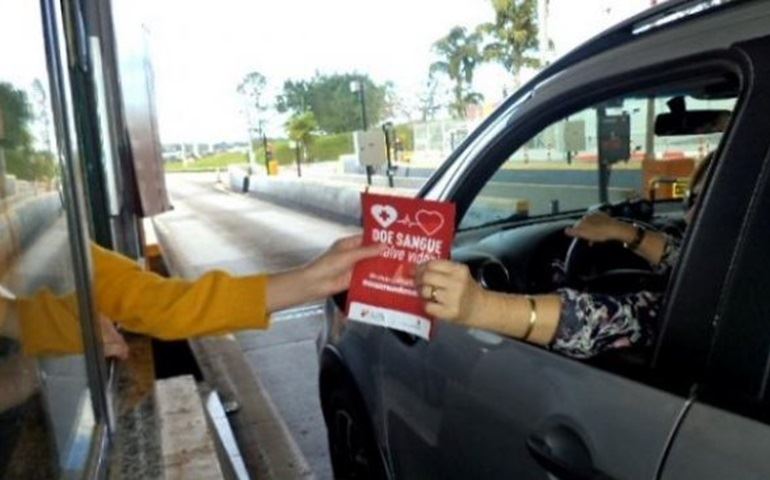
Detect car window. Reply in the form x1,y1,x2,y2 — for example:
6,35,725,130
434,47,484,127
460,90,737,229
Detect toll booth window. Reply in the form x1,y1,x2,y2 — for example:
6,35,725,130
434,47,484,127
0,1,99,477
460,78,737,229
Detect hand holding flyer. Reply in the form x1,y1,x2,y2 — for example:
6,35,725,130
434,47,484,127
347,193,456,339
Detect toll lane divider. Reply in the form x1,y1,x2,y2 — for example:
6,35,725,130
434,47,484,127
227,166,414,226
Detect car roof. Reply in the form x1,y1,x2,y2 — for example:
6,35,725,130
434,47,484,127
507,0,761,109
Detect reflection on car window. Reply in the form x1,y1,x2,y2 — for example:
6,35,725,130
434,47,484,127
461,89,736,229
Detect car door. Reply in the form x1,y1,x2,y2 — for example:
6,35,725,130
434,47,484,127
660,97,770,478
379,32,770,480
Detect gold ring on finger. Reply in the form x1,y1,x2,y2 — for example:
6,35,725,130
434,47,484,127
430,286,439,303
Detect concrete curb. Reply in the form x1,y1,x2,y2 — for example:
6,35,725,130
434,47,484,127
227,166,414,226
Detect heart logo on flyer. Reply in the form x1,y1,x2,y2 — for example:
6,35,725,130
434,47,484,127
415,210,444,236
371,204,398,229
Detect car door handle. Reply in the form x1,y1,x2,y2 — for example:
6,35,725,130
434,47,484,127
526,425,614,480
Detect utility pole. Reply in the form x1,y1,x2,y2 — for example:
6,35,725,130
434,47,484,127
260,120,270,174
383,122,394,188
351,79,372,185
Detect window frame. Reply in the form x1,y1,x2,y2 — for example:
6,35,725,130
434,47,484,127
40,0,114,475
688,36,770,420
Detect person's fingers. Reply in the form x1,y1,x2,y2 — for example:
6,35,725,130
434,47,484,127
332,234,363,251
420,284,432,301
103,332,129,360
105,341,129,361
99,315,130,360
420,284,447,303
417,271,453,290
424,301,447,318
341,243,384,265
423,260,458,274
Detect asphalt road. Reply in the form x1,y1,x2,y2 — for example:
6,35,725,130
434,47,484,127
164,172,357,479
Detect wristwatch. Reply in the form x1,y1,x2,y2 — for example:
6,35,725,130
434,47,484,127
623,223,645,250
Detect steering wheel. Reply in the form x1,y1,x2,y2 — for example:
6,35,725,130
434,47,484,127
563,219,666,294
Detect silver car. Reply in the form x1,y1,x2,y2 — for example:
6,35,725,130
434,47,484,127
318,1,770,478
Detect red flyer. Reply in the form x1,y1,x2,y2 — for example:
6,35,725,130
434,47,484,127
347,193,456,339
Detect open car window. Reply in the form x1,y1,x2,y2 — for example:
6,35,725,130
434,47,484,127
460,87,737,230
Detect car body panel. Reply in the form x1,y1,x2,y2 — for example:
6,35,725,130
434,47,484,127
381,322,685,479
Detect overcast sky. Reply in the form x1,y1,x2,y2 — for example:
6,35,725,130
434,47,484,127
1,0,655,144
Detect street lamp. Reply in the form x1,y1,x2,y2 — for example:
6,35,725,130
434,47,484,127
350,79,372,185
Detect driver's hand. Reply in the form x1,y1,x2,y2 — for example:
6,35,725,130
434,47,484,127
414,260,486,325
565,212,634,244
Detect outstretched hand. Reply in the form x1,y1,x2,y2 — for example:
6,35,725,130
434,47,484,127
305,234,385,297
266,234,384,312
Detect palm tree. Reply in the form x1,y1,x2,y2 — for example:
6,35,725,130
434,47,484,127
478,0,540,88
285,112,318,161
430,26,484,119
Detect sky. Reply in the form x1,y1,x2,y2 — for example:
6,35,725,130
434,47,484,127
0,0,656,145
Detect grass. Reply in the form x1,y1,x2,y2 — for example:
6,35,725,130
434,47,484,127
164,152,249,172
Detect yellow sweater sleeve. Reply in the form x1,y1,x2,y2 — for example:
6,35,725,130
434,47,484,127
17,291,82,356
92,244,270,340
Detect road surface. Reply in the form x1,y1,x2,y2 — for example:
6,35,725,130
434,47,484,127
163,172,356,479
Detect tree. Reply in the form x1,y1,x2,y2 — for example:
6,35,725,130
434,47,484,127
430,26,484,119
237,71,268,113
417,74,444,121
275,79,311,114
276,73,388,134
237,71,269,148
0,82,51,181
0,82,33,150
31,78,53,154
285,112,318,161
478,0,540,87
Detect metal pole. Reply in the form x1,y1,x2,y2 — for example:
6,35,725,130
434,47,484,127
596,106,610,204
262,130,269,174
645,97,656,161
383,124,394,188
295,143,302,177
359,81,373,185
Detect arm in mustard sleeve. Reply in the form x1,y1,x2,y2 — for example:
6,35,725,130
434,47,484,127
17,291,83,355
13,235,379,355
92,243,269,340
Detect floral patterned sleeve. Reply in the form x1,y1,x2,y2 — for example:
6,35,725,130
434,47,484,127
551,288,661,359
549,231,681,359
655,234,681,274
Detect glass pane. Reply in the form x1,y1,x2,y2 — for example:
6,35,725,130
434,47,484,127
0,1,96,478
461,82,737,229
